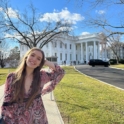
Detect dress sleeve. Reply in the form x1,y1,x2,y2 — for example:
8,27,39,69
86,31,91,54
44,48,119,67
41,64,65,95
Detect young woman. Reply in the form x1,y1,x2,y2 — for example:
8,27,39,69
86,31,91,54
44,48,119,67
1,47,65,124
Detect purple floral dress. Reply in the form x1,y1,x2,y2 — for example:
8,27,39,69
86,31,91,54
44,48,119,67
1,65,65,124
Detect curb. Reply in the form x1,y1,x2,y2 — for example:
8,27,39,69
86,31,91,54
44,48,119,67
109,66,124,70
52,92,65,124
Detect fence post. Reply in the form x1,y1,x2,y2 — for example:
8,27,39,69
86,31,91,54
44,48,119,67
50,91,53,101
48,67,53,101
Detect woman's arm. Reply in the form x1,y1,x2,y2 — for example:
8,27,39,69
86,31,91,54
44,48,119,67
41,60,65,95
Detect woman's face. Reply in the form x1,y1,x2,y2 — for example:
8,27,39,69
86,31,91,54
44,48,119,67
26,50,43,69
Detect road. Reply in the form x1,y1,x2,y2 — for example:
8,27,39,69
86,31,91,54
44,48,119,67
75,65,124,89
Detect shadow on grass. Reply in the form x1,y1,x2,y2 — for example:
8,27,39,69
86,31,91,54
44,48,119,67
0,73,6,75
59,82,86,91
56,100,88,110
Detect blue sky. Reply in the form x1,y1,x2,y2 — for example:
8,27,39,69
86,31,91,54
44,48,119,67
1,0,124,48
6,0,109,35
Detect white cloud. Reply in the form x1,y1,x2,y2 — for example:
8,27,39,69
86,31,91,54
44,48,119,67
59,26,73,32
0,7,3,11
0,7,18,18
81,32,90,35
39,8,84,24
7,8,18,18
4,33,13,38
4,33,21,39
96,10,106,15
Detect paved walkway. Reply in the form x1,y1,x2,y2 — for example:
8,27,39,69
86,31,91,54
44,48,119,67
0,84,64,124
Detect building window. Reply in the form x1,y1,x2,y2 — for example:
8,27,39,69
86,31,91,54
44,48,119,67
65,43,67,49
21,45,24,50
76,45,77,50
47,57,57,62
76,54,77,60
60,53,62,60
70,44,71,49
46,53,48,57
46,43,48,48
55,53,57,56
60,42,62,48
65,53,67,60
26,46,28,50
55,42,57,47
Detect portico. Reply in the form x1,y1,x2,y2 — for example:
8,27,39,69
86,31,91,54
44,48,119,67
75,40,100,63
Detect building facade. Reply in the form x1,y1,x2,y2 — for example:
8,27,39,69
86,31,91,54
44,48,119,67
106,44,124,60
20,33,107,65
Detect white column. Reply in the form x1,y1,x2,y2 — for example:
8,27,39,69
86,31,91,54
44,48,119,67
73,44,76,61
104,43,107,61
65,43,69,65
97,42,100,59
94,41,96,59
49,42,52,56
67,52,70,65
81,43,83,63
102,43,104,60
86,42,88,63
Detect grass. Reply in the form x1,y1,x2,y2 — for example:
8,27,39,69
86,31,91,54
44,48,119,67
0,66,47,85
0,68,15,85
110,64,124,69
54,66,124,124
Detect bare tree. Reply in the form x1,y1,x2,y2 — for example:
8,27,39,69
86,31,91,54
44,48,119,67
0,40,9,68
68,0,124,36
0,1,72,49
9,46,20,60
101,33,124,63
7,46,20,67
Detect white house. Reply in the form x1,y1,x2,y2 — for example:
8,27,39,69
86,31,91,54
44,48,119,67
20,33,107,65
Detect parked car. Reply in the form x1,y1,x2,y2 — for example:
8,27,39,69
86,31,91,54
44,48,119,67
88,59,110,67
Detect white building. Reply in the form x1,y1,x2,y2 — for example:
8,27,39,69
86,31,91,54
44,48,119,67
20,33,107,65
106,43,124,60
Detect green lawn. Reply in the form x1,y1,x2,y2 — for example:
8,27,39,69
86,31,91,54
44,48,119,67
110,64,124,69
54,66,124,124
0,68,15,85
0,66,46,85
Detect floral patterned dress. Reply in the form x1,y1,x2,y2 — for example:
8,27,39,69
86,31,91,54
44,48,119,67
1,65,65,124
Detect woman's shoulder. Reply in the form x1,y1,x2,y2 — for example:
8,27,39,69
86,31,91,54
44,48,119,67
7,72,15,79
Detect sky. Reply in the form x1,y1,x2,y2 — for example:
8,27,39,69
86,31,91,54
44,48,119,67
1,0,124,49
8,0,105,34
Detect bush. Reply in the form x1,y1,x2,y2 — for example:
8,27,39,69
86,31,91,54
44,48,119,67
109,59,117,65
119,59,124,64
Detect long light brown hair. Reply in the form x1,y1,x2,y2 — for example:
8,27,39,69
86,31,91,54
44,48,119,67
12,47,45,108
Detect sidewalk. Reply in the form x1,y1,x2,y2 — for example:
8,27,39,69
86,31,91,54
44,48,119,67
0,84,64,124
